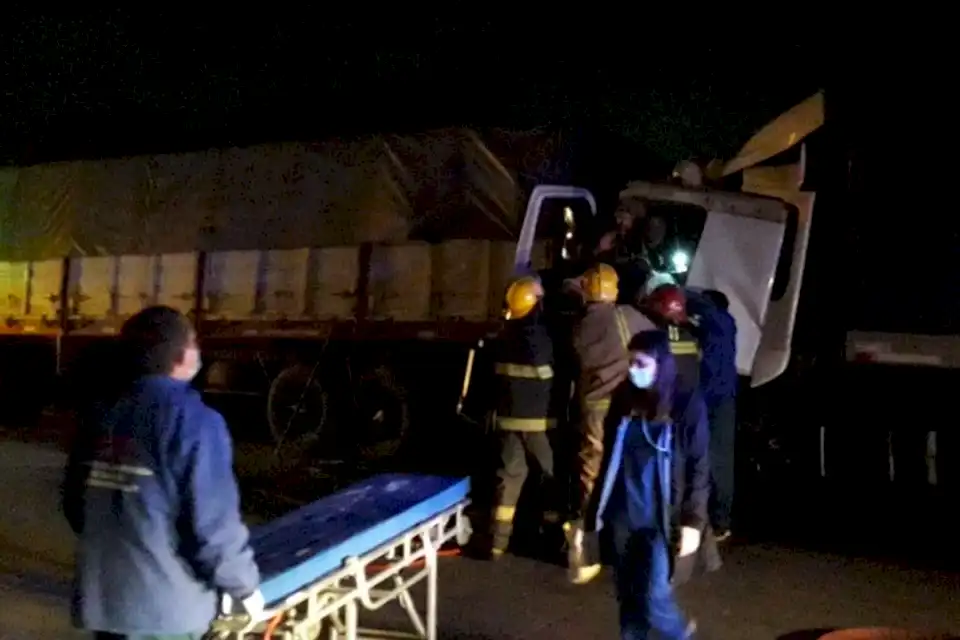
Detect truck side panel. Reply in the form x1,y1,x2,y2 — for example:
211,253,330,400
0,239,550,333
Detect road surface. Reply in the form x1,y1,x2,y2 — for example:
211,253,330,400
0,439,957,639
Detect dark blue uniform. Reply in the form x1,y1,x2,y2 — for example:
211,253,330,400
594,331,706,640
62,375,260,636
686,289,738,532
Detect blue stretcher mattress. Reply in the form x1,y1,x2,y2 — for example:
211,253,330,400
251,473,470,606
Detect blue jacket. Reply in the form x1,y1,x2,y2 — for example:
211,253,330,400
62,375,260,635
686,289,738,410
595,331,710,533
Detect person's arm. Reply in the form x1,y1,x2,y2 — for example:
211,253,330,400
60,407,99,535
179,405,260,600
679,395,710,531
60,412,99,535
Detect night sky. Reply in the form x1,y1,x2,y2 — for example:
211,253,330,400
2,16,954,339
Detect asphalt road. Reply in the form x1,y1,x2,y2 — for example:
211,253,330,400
0,439,957,639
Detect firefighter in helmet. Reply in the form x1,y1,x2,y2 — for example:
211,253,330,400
566,263,657,584
488,275,562,558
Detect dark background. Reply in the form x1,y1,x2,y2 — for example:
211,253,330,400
4,16,952,337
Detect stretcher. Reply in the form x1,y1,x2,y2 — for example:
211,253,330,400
209,473,472,640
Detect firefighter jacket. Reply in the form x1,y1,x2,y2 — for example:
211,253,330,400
666,322,701,397
493,311,557,432
572,303,657,410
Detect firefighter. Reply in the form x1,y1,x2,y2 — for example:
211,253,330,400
489,275,561,558
594,329,705,640
641,277,719,584
566,263,657,584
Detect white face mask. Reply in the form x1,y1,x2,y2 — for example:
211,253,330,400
628,353,658,389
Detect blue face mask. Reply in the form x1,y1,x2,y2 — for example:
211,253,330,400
628,363,656,389
628,353,658,389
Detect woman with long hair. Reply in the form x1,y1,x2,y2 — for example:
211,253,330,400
593,329,707,640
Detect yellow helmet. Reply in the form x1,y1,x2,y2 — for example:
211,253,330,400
582,263,619,303
503,276,543,320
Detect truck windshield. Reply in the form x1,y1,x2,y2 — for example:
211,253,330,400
599,198,708,287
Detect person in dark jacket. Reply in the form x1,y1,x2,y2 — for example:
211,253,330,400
640,278,718,583
61,306,262,639
594,330,704,639
489,276,561,557
686,288,738,540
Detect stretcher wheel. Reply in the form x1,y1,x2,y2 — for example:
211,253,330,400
456,514,474,547
267,364,329,447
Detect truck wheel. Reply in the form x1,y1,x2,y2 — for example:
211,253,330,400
266,364,329,448
354,367,410,464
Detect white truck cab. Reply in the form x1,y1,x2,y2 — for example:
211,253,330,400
515,92,824,387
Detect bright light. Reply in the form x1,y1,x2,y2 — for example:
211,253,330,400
671,250,690,274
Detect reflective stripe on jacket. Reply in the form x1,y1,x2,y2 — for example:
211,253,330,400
667,323,701,397
494,313,556,432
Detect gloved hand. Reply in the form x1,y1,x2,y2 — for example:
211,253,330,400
220,589,266,620
678,526,701,558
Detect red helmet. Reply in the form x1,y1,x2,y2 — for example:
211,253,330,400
645,284,687,324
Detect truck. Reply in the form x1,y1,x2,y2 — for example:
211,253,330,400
0,95,822,468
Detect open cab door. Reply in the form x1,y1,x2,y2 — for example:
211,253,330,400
721,91,823,386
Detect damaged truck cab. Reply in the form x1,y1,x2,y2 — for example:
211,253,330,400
518,92,822,387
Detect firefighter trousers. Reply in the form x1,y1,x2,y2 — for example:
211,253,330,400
491,430,558,553
574,402,612,530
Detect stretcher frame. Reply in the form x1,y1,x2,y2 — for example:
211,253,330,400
219,501,471,640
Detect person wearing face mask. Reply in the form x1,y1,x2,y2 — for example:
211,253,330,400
487,276,563,559
566,263,656,584
594,330,706,640
61,306,263,640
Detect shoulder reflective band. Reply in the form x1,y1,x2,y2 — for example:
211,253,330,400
494,363,554,379
668,325,680,341
614,308,631,350
669,341,700,356
495,417,558,432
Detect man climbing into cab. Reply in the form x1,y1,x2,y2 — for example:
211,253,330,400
488,276,563,559
640,276,718,584
686,288,739,541
566,263,656,584
595,330,705,640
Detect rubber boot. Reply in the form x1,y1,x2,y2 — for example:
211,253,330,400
563,520,602,585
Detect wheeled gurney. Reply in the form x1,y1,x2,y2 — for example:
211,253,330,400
210,473,472,640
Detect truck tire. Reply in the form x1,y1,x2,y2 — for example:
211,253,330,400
266,364,329,448
353,366,410,464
